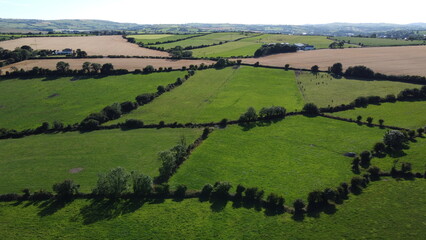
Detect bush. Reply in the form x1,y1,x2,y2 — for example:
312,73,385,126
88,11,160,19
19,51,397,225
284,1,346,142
350,176,365,190
123,119,144,129
345,65,375,78
212,182,232,198
80,119,100,131
131,171,153,196
154,183,170,197
92,167,131,198
259,106,286,119
52,180,80,199
302,103,319,115
102,103,122,120
120,101,138,113
174,184,187,198
293,199,306,212
136,93,156,105
201,184,213,198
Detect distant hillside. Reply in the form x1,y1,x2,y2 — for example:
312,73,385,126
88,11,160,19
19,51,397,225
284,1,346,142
1,18,426,36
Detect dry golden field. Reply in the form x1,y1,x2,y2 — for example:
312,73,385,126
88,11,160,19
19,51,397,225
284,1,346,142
0,36,169,57
242,46,426,76
0,58,215,72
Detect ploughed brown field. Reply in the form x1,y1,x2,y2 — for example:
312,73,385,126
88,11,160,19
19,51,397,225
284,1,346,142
0,58,215,72
242,46,426,76
0,36,169,57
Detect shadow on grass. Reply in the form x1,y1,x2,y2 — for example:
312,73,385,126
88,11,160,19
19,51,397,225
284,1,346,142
209,198,229,212
78,198,149,225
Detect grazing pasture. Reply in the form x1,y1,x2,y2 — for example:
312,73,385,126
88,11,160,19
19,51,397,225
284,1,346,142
0,58,215,72
109,66,304,125
331,101,426,129
0,72,185,130
191,34,346,58
154,32,254,49
169,116,385,202
128,34,202,45
371,138,426,173
0,128,202,193
0,36,169,56
333,37,425,47
242,46,426,76
0,179,424,239
295,72,420,107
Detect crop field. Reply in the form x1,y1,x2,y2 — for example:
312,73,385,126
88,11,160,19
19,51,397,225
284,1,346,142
0,36,169,56
0,58,216,73
0,72,185,130
242,45,426,76
0,179,424,239
191,34,354,58
154,32,255,49
295,72,420,107
127,34,202,45
371,138,426,173
331,101,426,129
333,37,425,47
108,66,304,125
169,116,385,202
0,128,202,193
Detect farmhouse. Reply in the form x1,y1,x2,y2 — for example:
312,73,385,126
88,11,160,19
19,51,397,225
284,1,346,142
55,48,73,55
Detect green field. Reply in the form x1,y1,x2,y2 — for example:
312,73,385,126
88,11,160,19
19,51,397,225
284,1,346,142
127,34,201,45
191,34,342,57
108,66,304,125
372,137,426,173
296,72,421,107
0,179,423,239
0,128,201,194
331,101,426,129
154,32,254,49
169,116,385,202
0,72,184,130
334,37,425,46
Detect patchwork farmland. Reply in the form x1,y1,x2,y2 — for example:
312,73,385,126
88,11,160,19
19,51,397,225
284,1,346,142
1,26,425,240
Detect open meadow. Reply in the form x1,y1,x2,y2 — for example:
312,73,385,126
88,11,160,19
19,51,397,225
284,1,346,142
295,72,421,107
169,116,385,202
0,128,202,193
128,34,202,45
0,72,185,130
333,37,425,47
331,101,426,129
0,58,215,73
0,36,169,57
242,46,426,76
191,34,342,58
108,66,304,125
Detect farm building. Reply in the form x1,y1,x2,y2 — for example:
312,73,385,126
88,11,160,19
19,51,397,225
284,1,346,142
294,43,315,50
55,48,73,55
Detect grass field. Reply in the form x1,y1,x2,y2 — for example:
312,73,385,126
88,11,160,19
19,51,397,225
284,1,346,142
0,128,202,194
154,32,254,49
127,34,201,45
0,72,185,130
334,37,425,47
109,66,304,125
169,116,385,202
331,101,426,129
296,72,421,107
372,137,426,173
0,178,423,239
191,34,338,58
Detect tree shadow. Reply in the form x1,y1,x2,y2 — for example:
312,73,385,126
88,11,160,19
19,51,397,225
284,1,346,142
292,211,305,222
239,122,256,131
209,197,229,212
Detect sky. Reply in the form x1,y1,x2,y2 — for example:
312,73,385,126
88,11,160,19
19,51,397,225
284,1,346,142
0,0,425,25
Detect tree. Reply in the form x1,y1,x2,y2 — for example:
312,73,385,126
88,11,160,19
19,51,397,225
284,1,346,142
307,190,324,208
212,182,232,198
417,128,424,136
293,199,306,213
214,58,227,69
157,85,166,93
239,107,258,121
82,62,91,73
101,63,114,74
131,171,153,196
302,103,319,115
379,119,384,126
383,130,406,149
201,184,213,198
93,167,131,198
143,65,155,74
136,93,156,105
90,63,101,73
76,49,87,58
366,117,373,125
330,62,343,76
373,142,386,154
102,103,122,120
158,150,177,178
360,150,372,166
174,184,187,198
311,65,319,73
123,119,144,129
356,115,362,122
120,101,138,113
56,61,70,73
52,179,79,199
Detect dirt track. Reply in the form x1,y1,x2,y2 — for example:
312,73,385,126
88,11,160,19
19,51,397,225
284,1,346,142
0,36,169,57
242,46,426,76
0,58,215,72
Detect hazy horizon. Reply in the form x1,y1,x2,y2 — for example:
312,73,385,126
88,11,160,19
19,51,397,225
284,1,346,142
1,0,425,25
